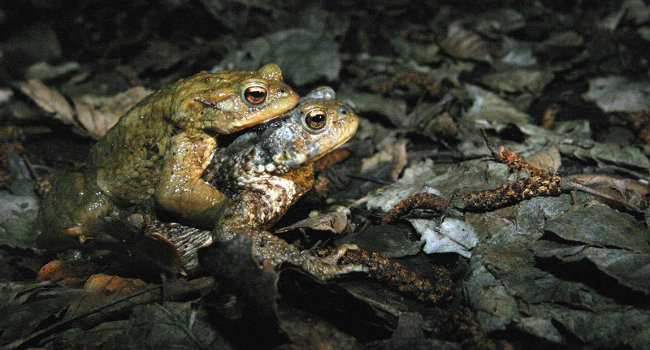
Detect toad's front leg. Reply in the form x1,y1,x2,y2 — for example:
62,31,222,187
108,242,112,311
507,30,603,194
212,182,367,278
156,132,227,226
212,176,299,241
248,230,368,279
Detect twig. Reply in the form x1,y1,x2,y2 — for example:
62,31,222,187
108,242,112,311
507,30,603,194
2,285,161,349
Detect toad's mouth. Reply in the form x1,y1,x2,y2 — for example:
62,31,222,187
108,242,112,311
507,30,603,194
304,133,356,165
215,127,255,149
216,111,288,148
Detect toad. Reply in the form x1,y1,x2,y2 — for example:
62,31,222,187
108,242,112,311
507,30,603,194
150,87,366,277
38,64,299,248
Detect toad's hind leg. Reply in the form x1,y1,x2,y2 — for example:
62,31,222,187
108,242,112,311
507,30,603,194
37,171,115,248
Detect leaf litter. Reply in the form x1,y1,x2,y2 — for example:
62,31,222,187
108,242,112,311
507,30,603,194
1,1,650,349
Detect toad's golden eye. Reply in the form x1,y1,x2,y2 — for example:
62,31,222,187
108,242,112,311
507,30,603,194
305,110,327,130
244,85,267,105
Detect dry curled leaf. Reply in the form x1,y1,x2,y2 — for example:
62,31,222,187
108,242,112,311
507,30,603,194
19,79,74,124
73,87,151,139
275,211,348,235
440,22,495,62
19,80,151,140
423,111,459,139
568,173,648,209
66,274,147,318
37,260,98,288
361,139,407,181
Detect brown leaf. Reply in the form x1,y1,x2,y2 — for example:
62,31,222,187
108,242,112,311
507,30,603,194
440,22,496,62
361,139,407,181
423,111,459,139
72,87,151,139
66,274,147,318
36,260,98,288
82,273,146,294
526,146,562,173
568,173,648,209
19,79,74,124
275,211,349,235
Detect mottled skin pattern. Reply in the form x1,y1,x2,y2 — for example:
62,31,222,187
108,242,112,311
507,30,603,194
38,64,299,248
204,87,358,237
157,87,366,277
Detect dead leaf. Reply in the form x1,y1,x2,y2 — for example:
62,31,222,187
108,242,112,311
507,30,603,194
465,85,531,131
0,280,82,345
422,111,459,140
219,28,342,86
19,79,74,124
568,174,648,210
57,301,227,349
531,240,650,294
72,87,151,140
583,76,650,113
82,274,146,294
277,302,359,350
479,69,554,95
340,91,408,128
0,191,39,249
343,224,422,258
440,22,496,62
361,139,407,181
539,31,584,49
276,268,396,342
623,0,650,24
0,88,14,104
366,311,460,349
25,61,80,81
198,234,279,328
275,211,348,235
526,146,561,173
543,206,650,253
365,159,439,213
66,274,147,318
410,218,478,258
37,260,98,288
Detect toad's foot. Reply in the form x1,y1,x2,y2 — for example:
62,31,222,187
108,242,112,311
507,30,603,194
250,231,368,279
145,218,213,273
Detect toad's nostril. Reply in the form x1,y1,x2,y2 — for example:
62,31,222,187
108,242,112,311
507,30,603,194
279,89,286,94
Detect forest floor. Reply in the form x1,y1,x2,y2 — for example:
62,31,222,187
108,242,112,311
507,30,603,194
0,1,649,349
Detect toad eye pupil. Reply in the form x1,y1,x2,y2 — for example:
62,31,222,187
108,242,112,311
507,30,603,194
306,110,327,130
244,86,267,105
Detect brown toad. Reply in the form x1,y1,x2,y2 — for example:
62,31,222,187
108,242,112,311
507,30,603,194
38,64,299,248
152,87,365,277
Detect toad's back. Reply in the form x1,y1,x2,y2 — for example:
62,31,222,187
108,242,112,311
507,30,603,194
86,65,299,206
